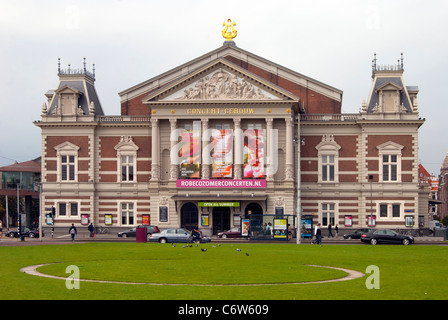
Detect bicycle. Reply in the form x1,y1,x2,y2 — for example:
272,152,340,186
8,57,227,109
95,226,109,234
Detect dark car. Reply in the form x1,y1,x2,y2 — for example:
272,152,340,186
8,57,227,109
217,227,241,239
343,228,372,240
361,229,414,245
118,225,159,238
6,228,44,238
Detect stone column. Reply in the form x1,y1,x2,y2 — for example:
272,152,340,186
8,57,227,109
233,118,243,179
151,118,160,181
285,117,294,180
266,118,274,181
169,119,178,180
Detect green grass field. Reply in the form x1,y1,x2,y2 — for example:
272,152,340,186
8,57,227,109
1,242,447,300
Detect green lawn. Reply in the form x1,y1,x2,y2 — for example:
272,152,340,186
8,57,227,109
1,242,447,300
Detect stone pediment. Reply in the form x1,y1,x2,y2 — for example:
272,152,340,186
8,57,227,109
143,58,298,103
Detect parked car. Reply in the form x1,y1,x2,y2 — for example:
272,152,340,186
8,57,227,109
6,228,44,238
361,229,414,245
148,228,211,243
118,225,159,238
343,228,371,240
217,227,241,239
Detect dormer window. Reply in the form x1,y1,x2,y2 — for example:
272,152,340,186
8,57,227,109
54,85,82,115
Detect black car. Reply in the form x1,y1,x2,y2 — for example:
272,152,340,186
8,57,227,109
343,228,372,239
117,225,159,238
361,229,414,245
6,228,44,238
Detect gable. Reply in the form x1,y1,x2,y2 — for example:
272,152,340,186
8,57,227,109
119,43,343,116
142,58,298,104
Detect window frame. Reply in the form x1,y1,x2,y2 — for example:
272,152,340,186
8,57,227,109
57,201,80,218
377,141,403,183
316,135,341,183
54,142,80,183
114,136,139,183
120,202,136,226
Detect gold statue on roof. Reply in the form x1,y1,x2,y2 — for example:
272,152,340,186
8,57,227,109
222,19,237,41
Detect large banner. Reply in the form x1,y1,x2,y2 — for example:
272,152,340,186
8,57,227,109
211,129,233,178
243,129,265,178
178,128,201,178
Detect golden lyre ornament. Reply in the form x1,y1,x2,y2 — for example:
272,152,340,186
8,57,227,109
222,19,237,41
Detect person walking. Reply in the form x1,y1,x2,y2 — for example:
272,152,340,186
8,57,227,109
88,223,94,238
69,224,77,242
335,224,339,239
315,223,322,246
328,223,334,238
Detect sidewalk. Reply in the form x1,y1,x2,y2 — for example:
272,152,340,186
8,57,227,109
0,234,445,245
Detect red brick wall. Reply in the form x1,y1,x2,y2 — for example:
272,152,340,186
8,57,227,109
223,55,341,114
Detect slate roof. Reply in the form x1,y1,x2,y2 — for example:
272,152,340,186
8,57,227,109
367,76,414,113
47,76,104,116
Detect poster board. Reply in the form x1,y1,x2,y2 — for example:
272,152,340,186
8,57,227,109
273,218,287,239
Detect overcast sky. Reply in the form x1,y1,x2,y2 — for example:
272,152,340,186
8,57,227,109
0,0,447,176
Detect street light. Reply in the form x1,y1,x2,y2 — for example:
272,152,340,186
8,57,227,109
294,121,302,244
369,174,374,228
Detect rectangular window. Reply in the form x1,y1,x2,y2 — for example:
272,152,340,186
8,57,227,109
70,203,78,216
61,155,75,181
383,155,398,181
321,203,335,226
58,202,79,217
380,204,388,218
392,204,400,218
322,155,335,181
59,202,66,216
121,203,135,225
121,155,135,182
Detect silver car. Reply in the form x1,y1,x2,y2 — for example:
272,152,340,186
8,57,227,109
148,228,211,243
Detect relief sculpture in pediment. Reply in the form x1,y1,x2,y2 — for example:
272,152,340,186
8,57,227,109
176,69,271,101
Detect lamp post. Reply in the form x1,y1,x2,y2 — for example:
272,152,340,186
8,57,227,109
369,174,374,228
294,119,302,244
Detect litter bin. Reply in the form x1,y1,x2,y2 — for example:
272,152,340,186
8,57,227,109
136,227,147,243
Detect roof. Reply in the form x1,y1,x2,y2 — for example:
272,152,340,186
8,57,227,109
118,42,343,104
0,160,41,173
47,75,104,116
367,76,414,113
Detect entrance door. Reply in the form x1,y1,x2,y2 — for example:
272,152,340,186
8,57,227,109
213,207,231,235
181,202,198,231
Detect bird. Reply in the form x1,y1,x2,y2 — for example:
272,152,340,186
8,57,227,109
172,244,176,247
212,245,216,248
236,248,241,252
245,253,250,256
182,245,186,248
201,248,207,252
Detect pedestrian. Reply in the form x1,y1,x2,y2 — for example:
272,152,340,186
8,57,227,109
335,224,339,239
88,222,94,237
0,219,3,238
69,223,77,242
316,223,322,246
328,223,334,238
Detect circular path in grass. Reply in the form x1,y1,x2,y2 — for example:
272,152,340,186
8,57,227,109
21,262,364,286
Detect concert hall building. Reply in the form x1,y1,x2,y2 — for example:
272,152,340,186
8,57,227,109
34,31,426,237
